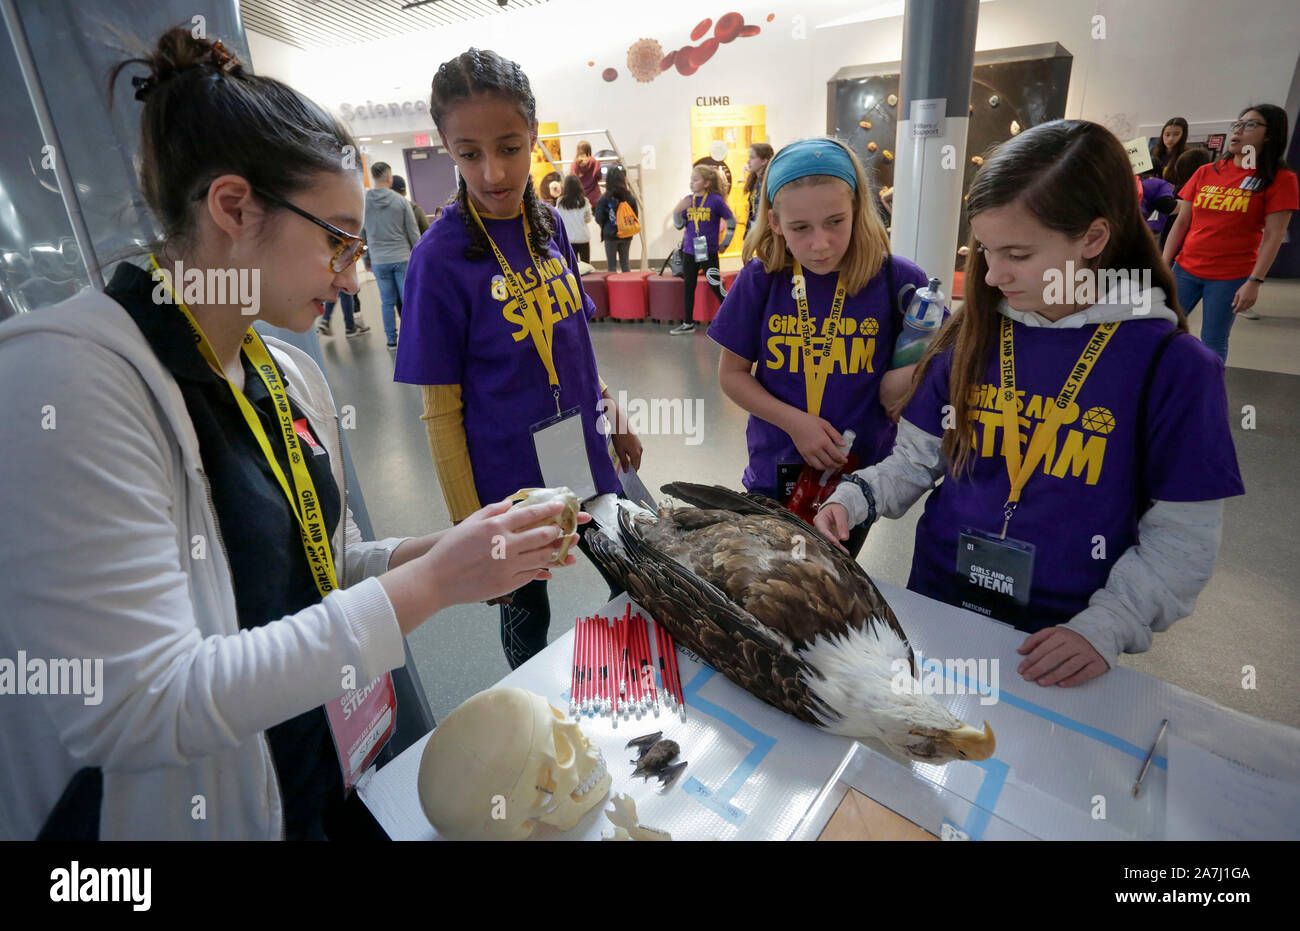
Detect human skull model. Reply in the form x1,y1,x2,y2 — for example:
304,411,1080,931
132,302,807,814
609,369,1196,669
508,487,581,564
417,687,611,840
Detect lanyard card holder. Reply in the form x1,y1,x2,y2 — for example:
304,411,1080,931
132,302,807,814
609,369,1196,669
692,235,709,262
324,675,397,792
956,527,1035,621
775,462,804,503
531,406,597,501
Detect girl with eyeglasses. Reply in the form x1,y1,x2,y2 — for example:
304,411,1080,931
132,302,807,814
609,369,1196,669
0,28,579,840
1162,105,1298,355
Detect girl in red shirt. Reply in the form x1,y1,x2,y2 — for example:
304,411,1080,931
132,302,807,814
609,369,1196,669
1162,104,1297,361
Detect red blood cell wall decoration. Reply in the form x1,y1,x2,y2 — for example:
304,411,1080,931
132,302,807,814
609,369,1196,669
602,68,618,81
675,45,697,75
661,50,677,71
693,37,720,66
739,24,761,37
691,18,712,41
715,12,744,42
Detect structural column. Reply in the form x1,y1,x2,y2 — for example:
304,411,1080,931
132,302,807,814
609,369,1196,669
890,0,980,296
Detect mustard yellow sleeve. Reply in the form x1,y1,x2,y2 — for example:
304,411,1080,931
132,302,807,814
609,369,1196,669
420,385,482,523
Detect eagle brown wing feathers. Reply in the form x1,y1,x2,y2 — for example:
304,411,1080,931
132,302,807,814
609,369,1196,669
661,482,916,677
585,508,836,727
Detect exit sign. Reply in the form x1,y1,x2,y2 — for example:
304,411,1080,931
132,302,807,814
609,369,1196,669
413,133,430,147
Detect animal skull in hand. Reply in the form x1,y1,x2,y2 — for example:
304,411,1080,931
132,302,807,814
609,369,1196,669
417,687,611,840
508,487,581,564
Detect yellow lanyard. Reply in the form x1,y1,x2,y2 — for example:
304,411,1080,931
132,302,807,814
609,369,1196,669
690,194,703,237
149,255,339,596
997,315,1119,536
466,201,564,416
792,260,847,419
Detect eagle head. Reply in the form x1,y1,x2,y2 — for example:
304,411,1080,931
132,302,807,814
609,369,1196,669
800,620,996,764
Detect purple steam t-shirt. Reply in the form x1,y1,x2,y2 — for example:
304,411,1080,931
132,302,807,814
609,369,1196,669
682,192,734,256
902,317,1244,631
393,202,620,505
708,255,929,491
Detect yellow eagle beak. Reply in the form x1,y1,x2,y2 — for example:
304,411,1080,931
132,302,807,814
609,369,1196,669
943,721,996,761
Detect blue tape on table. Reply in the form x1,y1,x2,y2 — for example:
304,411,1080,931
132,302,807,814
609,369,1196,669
678,665,779,825
922,658,1167,770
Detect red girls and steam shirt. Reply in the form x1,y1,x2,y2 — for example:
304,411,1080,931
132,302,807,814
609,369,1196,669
1176,160,1298,280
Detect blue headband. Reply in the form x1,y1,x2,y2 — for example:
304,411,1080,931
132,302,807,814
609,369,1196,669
765,139,858,203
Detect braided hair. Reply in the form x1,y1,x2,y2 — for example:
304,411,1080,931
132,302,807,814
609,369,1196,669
431,48,554,261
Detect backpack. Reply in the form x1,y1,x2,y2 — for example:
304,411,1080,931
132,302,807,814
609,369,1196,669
615,200,640,238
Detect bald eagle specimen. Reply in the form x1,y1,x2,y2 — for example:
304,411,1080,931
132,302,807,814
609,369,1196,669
585,483,995,764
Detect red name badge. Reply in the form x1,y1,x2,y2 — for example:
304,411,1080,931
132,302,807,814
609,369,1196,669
325,673,397,792
293,417,327,456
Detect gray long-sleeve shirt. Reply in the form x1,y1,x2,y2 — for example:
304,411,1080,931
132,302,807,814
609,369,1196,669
364,187,421,265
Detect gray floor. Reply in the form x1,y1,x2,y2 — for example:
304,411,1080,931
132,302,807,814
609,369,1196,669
318,278,1300,730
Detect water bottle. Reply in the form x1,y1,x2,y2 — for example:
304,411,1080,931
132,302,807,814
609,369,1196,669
787,430,859,524
891,276,947,368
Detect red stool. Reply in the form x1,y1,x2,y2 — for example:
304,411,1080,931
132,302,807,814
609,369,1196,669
581,272,610,321
693,276,726,324
647,273,683,323
606,272,648,321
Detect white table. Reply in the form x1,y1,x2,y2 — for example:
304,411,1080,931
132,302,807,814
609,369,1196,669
361,584,1300,840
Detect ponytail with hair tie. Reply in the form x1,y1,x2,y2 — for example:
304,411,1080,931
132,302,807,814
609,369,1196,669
108,25,355,251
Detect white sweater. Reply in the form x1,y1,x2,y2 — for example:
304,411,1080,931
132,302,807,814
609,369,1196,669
0,289,411,840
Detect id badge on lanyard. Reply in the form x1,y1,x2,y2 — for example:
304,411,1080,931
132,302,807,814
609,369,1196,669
324,676,397,792
690,195,709,261
531,405,598,501
776,461,804,503
953,317,1119,622
149,255,395,792
956,527,1035,619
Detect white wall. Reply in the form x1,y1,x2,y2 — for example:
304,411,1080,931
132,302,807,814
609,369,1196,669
246,0,1300,260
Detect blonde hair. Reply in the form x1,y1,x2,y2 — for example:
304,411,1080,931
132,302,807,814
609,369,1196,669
692,164,724,197
741,137,889,296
